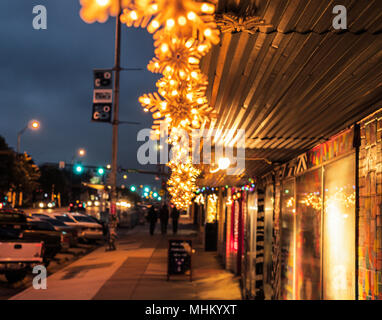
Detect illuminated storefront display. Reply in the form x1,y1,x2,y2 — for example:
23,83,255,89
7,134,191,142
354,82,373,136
280,180,295,300
295,168,322,300
323,154,355,300
233,199,239,252
242,192,257,299
206,193,217,223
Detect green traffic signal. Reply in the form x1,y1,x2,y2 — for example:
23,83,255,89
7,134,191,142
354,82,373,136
97,167,105,175
130,185,136,192
153,192,158,198
74,164,83,174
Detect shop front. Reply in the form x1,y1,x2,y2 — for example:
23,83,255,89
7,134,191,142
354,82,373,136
241,191,258,299
225,188,245,275
277,128,356,300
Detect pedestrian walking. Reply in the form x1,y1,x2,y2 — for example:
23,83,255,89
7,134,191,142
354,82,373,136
171,206,180,234
148,205,158,235
159,203,169,234
106,214,118,251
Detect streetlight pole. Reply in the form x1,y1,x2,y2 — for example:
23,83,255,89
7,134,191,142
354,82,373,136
17,120,40,154
110,2,122,216
17,126,28,154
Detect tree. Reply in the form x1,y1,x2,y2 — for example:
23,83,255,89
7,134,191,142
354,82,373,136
39,164,71,204
0,135,41,206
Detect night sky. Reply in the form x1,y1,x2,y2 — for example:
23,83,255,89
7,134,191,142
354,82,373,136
0,1,162,188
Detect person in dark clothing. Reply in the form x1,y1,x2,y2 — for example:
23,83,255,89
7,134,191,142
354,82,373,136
159,204,169,234
171,206,180,234
148,205,158,235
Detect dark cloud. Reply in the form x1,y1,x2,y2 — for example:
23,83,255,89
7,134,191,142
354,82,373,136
0,1,163,187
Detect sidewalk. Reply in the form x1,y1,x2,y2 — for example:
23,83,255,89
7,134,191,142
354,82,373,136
10,219,242,300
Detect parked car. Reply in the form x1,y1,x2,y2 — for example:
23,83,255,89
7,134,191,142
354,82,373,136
0,227,43,283
27,217,71,252
66,213,103,242
46,212,103,242
29,214,78,247
22,220,63,262
0,210,61,265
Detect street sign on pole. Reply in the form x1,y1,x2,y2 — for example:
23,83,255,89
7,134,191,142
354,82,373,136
92,103,112,122
92,69,113,122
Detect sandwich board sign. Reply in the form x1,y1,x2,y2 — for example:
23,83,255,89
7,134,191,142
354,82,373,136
167,239,192,281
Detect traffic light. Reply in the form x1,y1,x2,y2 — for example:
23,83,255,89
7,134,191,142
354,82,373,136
74,164,84,174
153,192,158,198
130,185,136,192
97,167,105,175
144,187,150,193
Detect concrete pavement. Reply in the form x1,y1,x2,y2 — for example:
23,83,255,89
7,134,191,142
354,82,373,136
10,219,242,300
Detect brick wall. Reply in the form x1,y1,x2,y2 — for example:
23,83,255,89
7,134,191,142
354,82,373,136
358,110,382,300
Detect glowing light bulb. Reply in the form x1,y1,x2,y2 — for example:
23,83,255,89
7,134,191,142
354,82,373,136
130,11,138,20
192,119,200,128
188,57,199,64
186,93,193,100
198,45,207,52
96,0,110,6
218,157,231,170
171,90,178,96
150,20,160,31
201,3,214,14
191,71,198,79
187,11,196,21
191,109,197,114
160,101,167,110
185,40,193,48
161,43,169,53
178,16,187,26
204,28,212,37
166,19,175,28
197,98,204,104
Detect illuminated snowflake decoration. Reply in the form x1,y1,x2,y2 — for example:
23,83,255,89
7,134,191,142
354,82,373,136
167,153,200,211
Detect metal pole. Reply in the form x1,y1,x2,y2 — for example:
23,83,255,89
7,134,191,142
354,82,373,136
17,126,27,154
110,3,122,217
17,133,21,154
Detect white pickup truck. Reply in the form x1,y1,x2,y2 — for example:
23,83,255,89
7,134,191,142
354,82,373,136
0,229,44,283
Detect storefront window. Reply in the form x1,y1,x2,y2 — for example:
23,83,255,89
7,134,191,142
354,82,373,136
246,193,257,298
296,169,322,300
323,154,355,300
264,184,274,299
280,180,295,300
